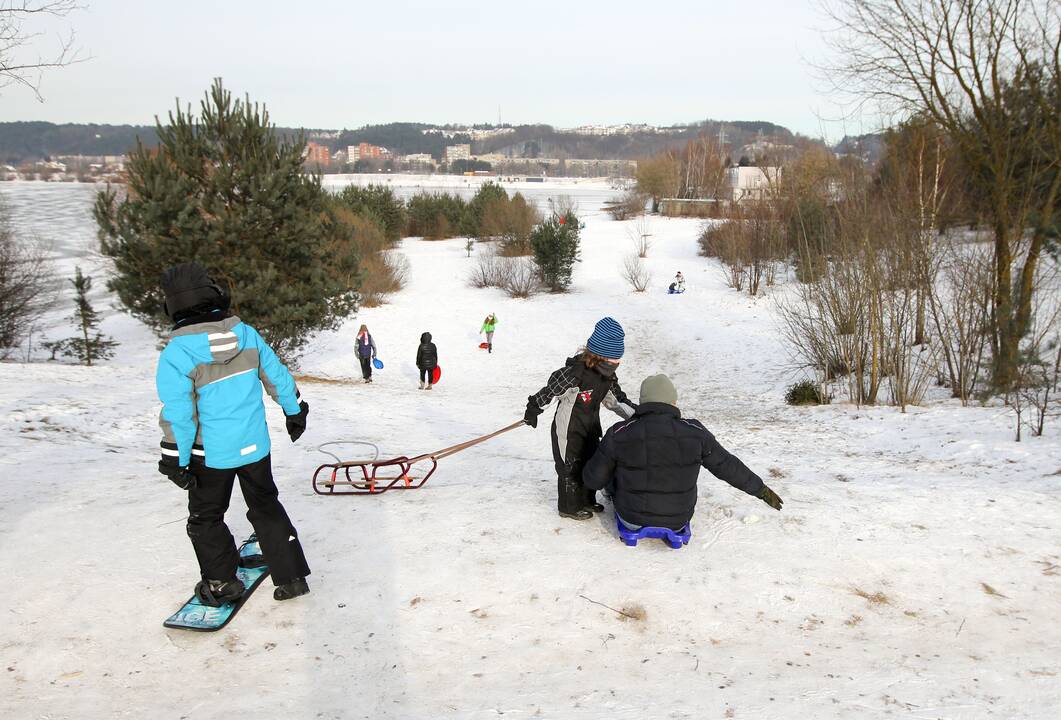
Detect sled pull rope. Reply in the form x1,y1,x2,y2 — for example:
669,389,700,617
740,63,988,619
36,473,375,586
413,420,526,462
316,440,380,465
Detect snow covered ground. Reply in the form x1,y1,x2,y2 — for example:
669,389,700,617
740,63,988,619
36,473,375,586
1,180,1059,719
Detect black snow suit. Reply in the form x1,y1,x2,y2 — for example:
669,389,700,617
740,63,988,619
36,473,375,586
526,355,637,514
583,403,765,530
416,332,438,370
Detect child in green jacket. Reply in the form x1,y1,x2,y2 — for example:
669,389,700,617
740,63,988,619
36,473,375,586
480,313,498,353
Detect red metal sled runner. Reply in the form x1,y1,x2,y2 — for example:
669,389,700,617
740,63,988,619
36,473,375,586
312,421,524,496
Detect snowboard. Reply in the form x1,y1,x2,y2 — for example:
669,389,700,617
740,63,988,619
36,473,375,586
431,366,442,384
163,534,270,632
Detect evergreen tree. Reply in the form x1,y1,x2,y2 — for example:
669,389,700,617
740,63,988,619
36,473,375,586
462,181,508,238
60,267,117,366
531,213,581,292
95,79,358,361
334,184,406,243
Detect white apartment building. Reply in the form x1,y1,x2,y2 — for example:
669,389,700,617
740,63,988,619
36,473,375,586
444,144,472,162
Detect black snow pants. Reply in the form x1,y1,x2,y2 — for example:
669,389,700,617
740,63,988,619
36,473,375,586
551,418,601,514
359,355,373,380
186,454,310,586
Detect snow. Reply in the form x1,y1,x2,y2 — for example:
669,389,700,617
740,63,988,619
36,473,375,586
1,180,1059,719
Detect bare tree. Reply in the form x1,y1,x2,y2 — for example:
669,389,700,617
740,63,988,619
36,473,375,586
822,0,1061,389
1,1,84,100
0,200,54,357
621,253,652,292
627,215,652,258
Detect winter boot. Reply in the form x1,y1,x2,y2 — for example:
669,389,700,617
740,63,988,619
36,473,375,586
274,578,310,601
583,486,604,513
419,381,425,390
194,577,245,607
426,384,433,391
558,474,592,521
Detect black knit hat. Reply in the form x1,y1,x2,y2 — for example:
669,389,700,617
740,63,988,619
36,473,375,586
161,262,228,321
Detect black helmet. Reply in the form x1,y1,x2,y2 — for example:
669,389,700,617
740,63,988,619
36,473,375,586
161,261,229,322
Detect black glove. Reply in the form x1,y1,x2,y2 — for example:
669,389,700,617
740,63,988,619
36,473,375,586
158,461,197,490
758,485,783,511
286,400,309,442
524,400,541,428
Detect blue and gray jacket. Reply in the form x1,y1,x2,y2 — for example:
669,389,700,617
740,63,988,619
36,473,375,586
156,315,302,470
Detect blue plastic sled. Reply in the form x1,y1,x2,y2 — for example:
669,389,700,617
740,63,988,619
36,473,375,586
616,513,691,549
372,357,384,370
667,286,686,295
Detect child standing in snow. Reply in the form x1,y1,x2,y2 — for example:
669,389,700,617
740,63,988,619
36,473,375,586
523,317,637,520
480,313,498,353
155,262,311,605
416,331,438,390
356,324,377,383
583,374,783,532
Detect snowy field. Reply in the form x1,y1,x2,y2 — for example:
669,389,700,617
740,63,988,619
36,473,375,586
1,180,1059,719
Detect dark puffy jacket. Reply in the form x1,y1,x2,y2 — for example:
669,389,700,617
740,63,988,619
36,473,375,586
416,332,438,370
583,403,765,530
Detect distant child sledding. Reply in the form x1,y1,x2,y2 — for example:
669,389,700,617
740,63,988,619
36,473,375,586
583,373,783,541
668,271,686,294
524,317,637,521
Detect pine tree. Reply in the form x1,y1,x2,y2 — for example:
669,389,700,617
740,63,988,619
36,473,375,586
531,212,581,292
95,78,358,362
60,267,117,366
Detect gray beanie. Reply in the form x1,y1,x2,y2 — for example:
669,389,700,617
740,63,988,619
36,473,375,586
640,374,678,406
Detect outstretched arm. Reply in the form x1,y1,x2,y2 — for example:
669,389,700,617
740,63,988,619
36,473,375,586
694,421,765,497
602,377,637,419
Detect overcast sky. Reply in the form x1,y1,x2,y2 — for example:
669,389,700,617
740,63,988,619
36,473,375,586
0,0,869,140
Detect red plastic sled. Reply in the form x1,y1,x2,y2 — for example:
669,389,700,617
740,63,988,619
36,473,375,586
431,366,442,384
479,342,490,349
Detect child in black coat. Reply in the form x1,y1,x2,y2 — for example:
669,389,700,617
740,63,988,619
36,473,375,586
416,331,438,390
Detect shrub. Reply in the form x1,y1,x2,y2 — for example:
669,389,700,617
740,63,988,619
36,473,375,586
785,380,826,405
333,184,406,243
462,182,508,237
621,253,651,292
406,192,467,239
482,192,542,255
531,215,580,292
605,190,647,220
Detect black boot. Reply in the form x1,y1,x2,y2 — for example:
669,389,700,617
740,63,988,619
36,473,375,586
274,578,310,601
582,486,604,513
558,475,592,521
195,577,245,607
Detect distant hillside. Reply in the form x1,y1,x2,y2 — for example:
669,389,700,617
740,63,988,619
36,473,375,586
0,118,801,164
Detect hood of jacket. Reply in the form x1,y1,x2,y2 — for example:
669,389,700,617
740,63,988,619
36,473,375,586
420,332,432,343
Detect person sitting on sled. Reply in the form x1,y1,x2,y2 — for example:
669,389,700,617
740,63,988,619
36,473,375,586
523,317,637,521
156,262,312,605
356,324,378,383
480,313,498,354
416,331,438,390
583,374,783,532
669,271,686,294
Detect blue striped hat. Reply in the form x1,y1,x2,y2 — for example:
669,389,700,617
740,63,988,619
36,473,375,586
587,317,625,359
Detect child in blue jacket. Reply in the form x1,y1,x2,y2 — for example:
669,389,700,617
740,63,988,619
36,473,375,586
156,262,311,605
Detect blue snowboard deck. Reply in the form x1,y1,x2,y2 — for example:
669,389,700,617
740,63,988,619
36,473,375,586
163,535,270,632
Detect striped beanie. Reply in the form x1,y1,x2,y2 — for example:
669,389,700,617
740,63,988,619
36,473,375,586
587,317,625,359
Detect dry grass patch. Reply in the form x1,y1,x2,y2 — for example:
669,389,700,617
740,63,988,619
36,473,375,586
980,582,1008,598
293,374,357,386
851,587,892,605
618,603,647,623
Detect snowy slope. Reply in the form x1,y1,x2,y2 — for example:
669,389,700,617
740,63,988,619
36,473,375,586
1,181,1059,720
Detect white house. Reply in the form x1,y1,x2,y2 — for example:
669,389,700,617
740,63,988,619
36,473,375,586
727,166,780,202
